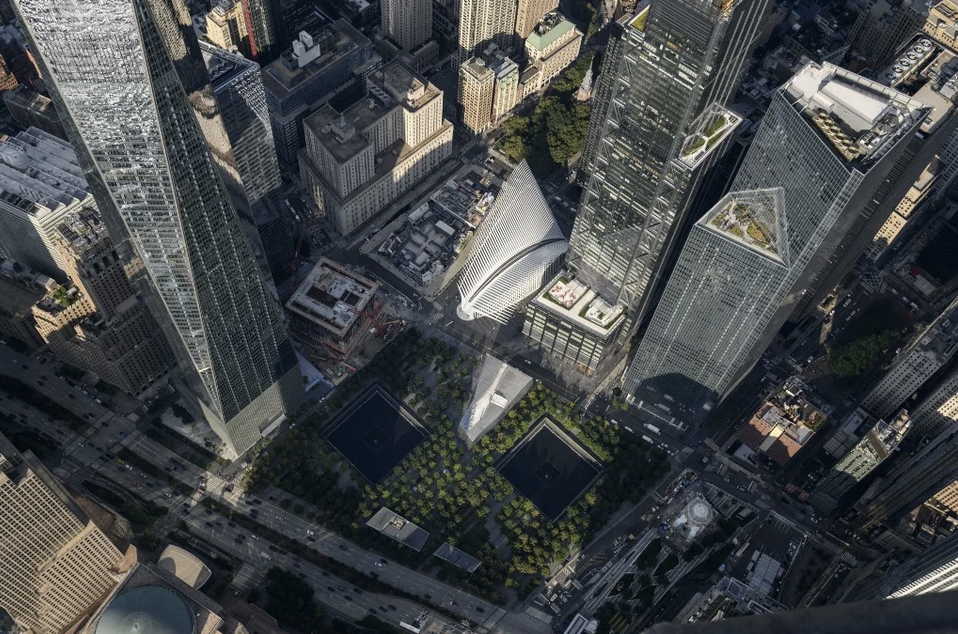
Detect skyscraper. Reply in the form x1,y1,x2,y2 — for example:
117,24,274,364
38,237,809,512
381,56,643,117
857,532,958,600
809,410,912,514
857,424,958,531
382,0,433,51
0,432,132,633
457,0,517,64
862,295,958,421
201,41,292,274
515,0,559,39
624,63,930,415
241,0,285,62
569,0,770,321
14,0,303,456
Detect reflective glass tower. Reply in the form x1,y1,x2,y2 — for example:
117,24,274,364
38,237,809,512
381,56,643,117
14,0,303,455
569,0,771,321
624,63,930,421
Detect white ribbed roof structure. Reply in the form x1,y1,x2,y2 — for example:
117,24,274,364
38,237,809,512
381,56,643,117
457,160,567,322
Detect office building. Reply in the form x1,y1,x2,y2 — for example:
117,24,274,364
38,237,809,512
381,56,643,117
858,423,958,530
929,478,958,513
457,160,567,322
624,188,789,414
848,0,927,67
382,0,432,51
863,295,958,420
459,44,518,134
515,0,559,39
520,13,582,98
0,258,51,348
866,158,941,261
241,0,285,61
641,590,958,634
624,63,932,415
904,365,958,439
0,432,132,633
810,410,912,514
262,22,376,164
926,0,958,48
0,127,91,280
205,0,251,56
787,33,958,320
457,0,517,64
285,257,381,358
31,209,171,396
858,532,958,600
540,0,770,370
201,42,292,273
15,0,304,456
523,273,627,375
2,86,65,138
299,61,454,236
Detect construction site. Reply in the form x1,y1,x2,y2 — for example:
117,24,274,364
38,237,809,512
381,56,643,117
284,257,404,381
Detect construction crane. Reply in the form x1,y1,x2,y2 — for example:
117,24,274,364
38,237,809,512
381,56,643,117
348,297,387,336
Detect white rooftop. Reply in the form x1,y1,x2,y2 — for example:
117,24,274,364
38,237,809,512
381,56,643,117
785,62,929,164
285,258,378,335
0,127,88,215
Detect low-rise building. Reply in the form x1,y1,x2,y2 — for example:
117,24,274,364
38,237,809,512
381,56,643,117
299,61,454,236
285,258,381,358
521,13,582,98
736,380,828,468
522,273,626,376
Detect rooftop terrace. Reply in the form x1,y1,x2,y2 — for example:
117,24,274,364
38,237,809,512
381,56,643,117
534,274,626,338
704,189,788,263
785,62,929,166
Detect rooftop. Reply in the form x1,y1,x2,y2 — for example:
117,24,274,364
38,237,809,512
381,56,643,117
304,61,440,164
784,62,929,165
157,546,212,590
94,584,195,634
366,506,430,551
56,207,108,257
262,20,369,98
526,13,577,52
703,189,788,264
0,127,88,215
877,34,958,134
285,258,378,336
533,274,626,338
199,41,256,91
459,355,534,445
862,410,912,463
631,4,650,31
679,105,742,168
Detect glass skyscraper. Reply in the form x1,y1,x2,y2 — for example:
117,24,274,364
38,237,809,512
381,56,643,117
15,0,303,455
570,0,771,318
624,63,930,421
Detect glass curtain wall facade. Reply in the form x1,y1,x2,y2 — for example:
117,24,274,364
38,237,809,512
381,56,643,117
569,0,770,321
624,63,929,418
14,0,302,455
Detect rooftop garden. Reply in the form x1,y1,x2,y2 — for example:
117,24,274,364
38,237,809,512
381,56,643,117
682,114,730,160
710,200,777,253
51,285,80,308
632,7,649,31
